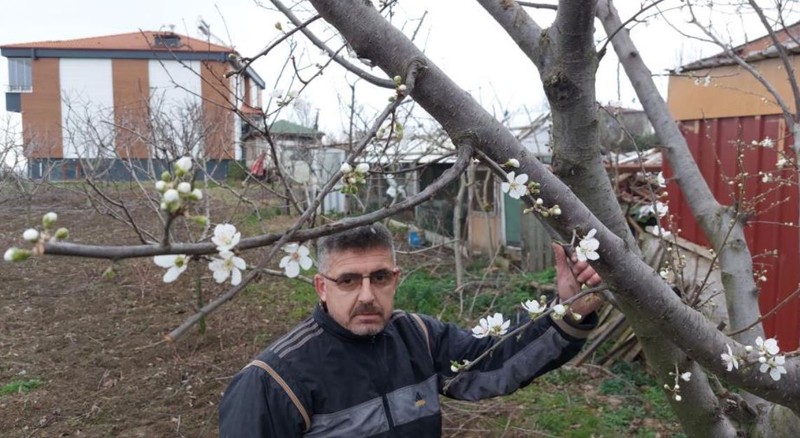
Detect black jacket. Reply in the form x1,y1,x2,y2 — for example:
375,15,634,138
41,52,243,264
219,304,595,437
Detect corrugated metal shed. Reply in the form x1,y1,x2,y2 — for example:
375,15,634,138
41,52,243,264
665,114,799,350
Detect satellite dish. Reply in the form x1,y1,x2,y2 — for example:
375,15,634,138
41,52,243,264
291,161,311,183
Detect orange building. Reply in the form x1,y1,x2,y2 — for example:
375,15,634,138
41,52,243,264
2,31,264,180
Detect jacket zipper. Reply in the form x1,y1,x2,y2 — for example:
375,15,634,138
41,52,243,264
373,335,395,434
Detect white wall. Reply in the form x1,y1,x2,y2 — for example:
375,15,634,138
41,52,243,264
148,59,202,157
60,58,114,158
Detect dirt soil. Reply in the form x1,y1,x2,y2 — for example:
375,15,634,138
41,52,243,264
0,187,299,437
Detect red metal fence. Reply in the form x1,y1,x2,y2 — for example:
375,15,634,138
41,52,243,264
666,114,799,350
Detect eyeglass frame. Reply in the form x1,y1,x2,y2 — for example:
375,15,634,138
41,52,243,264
318,268,399,292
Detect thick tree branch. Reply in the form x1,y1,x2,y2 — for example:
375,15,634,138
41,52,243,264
303,0,800,413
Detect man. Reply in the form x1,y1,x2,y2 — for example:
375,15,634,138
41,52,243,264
219,223,601,437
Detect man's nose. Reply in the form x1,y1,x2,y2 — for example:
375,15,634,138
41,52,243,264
356,277,376,302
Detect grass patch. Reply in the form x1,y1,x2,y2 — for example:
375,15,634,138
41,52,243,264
1,379,41,396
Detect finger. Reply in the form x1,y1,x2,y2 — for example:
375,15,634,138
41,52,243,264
551,242,570,276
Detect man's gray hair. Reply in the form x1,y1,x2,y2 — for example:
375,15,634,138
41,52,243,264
316,223,395,273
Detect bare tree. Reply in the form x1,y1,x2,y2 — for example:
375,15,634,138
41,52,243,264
6,1,800,436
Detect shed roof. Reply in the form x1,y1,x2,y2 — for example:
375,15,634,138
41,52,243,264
270,120,324,137
677,20,800,72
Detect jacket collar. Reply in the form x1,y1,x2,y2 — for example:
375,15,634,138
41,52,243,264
313,303,388,342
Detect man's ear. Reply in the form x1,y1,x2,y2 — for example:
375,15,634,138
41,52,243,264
314,274,327,302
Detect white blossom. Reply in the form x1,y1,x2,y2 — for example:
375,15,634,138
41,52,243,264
153,254,189,283
501,171,529,199
575,229,600,262
155,180,167,192
680,372,692,382
22,228,40,242
190,188,203,201
355,163,370,174
760,137,774,148
755,336,780,356
212,224,241,252
760,355,788,381
340,163,353,174
777,157,788,168
471,313,510,338
175,156,193,174
521,299,545,316
386,185,406,199
720,344,739,372
655,171,666,188
639,202,668,219
177,182,192,193
552,304,567,318
279,243,313,278
209,250,247,286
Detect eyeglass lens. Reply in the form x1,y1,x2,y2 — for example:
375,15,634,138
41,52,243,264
334,269,394,290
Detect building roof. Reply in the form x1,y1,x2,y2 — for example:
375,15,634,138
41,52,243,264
1,31,266,89
676,20,800,72
1,31,231,53
270,120,324,137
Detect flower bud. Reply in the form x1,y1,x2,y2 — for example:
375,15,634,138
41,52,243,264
190,188,203,201
175,157,193,175
745,345,753,352
393,75,402,85
42,212,58,229
505,158,520,168
355,163,369,174
54,228,69,240
155,180,167,192
340,163,353,174
178,182,192,194
4,247,32,263
674,395,682,402
398,84,407,93
163,189,180,204
552,206,562,216
23,228,40,242
193,215,209,226
161,170,172,182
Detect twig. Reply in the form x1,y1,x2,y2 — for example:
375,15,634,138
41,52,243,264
443,284,605,393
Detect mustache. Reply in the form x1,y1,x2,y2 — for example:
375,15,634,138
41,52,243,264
352,303,383,317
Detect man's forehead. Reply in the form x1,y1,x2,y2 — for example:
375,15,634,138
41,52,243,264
326,247,394,270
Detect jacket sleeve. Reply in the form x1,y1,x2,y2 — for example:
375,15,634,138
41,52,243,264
219,365,306,438
421,311,597,401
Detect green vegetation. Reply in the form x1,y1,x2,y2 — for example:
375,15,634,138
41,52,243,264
500,363,683,437
1,379,42,396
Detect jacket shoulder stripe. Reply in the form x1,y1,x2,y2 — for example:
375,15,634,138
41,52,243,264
269,319,317,354
278,327,324,359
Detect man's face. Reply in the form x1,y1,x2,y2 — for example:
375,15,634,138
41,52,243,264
314,247,399,336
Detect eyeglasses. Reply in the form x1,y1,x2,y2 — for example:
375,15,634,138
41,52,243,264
319,269,397,292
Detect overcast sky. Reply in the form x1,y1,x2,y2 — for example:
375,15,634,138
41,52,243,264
0,1,773,141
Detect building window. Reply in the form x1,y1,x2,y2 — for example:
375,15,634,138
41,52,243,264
8,58,32,92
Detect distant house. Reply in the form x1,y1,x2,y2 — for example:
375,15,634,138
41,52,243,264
667,22,800,349
248,119,348,213
1,30,265,180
